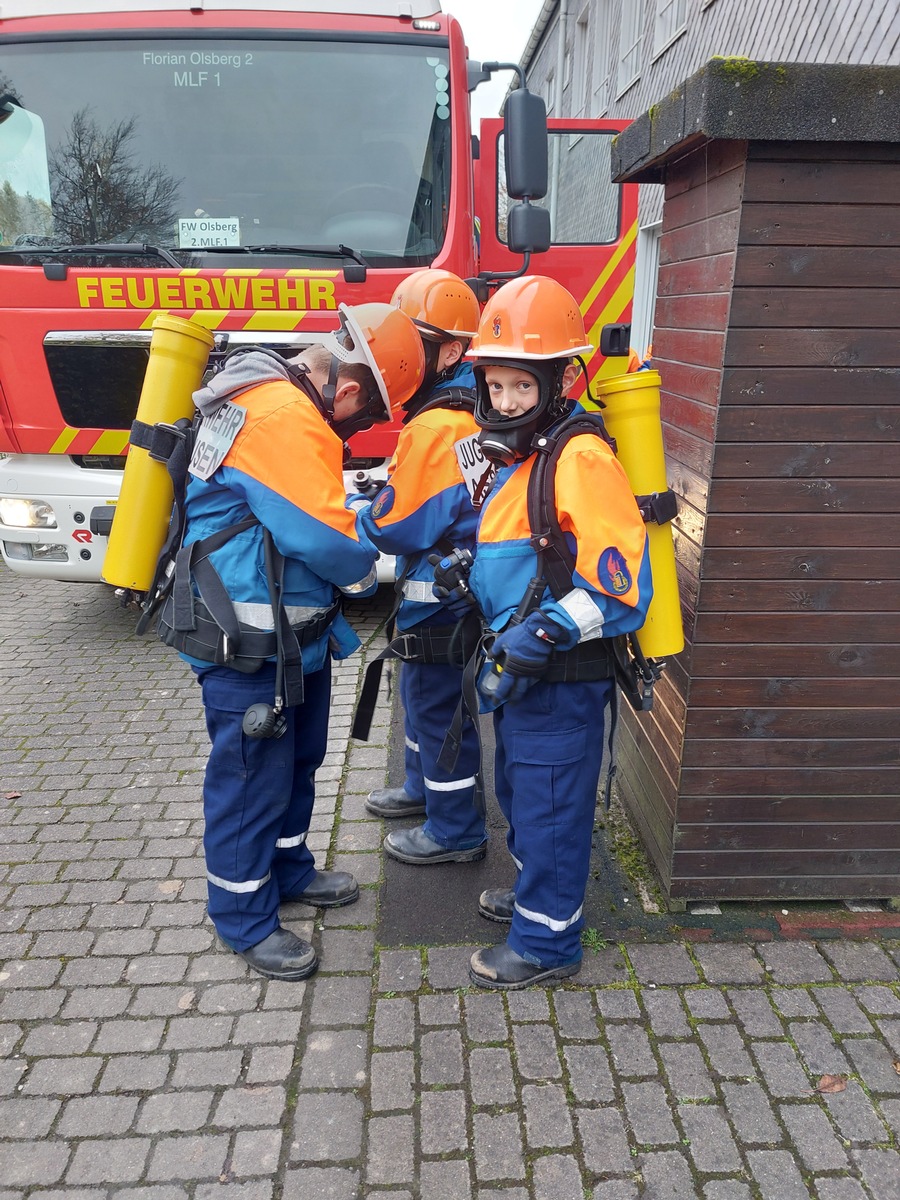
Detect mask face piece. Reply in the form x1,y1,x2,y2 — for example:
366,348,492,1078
472,359,567,464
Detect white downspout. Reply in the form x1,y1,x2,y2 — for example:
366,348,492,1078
549,0,568,234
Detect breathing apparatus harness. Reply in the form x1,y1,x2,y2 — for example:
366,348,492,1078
350,385,483,745
134,344,350,736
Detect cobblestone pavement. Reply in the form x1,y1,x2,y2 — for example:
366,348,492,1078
2,567,899,1200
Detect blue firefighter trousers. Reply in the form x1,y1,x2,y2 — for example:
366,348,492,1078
400,658,486,850
492,676,613,967
195,662,330,951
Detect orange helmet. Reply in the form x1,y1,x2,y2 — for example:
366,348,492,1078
468,275,593,361
330,302,425,418
391,269,480,341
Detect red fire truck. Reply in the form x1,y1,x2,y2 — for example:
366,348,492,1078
0,1,636,584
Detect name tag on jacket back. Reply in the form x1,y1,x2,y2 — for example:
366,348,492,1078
189,402,247,481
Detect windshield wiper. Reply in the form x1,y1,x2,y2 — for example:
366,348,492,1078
208,243,371,268
0,242,182,267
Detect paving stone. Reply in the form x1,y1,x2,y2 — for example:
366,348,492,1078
621,1081,679,1145
171,1049,243,1088
94,1019,167,1055
419,1159,471,1200
823,1081,891,1143
473,1111,525,1182
290,1092,363,1162
693,944,765,984
21,1020,97,1057
0,1141,70,1186
506,989,551,1022
727,989,784,1037
642,989,691,1038
163,1015,234,1050
470,1046,517,1106
281,1167,359,1200
532,1154,583,1199
579,946,630,984
684,987,732,1019
369,1049,414,1112
553,991,599,1039
364,1114,414,1185
813,1179,870,1200
679,1103,742,1173
146,1135,229,1182
843,1037,900,1095
851,1148,900,1200
420,1089,467,1154
853,985,900,1015
464,993,509,1044
789,1019,851,1076
137,1091,213,1133
606,1023,657,1078
812,986,874,1033
751,1040,812,1097
659,1041,715,1099
721,1082,784,1144
702,1184,753,1200
696,1022,755,1078
420,1027,464,1085
592,1183,639,1200
418,993,459,1026
637,1149,696,1198
98,1055,172,1093
67,1139,152,1184
0,1096,61,1137
771,987,816,1018
233,1011,303,1045
820,942,899,983
577,1106,632,1175
23,1056,103,1095
372,997,414,1047
595,990,641,1019
759,942,834,983
426,946,472,990
779,1102,848,1171
307,975,371,1026
513,1023,562,1080
522,1082,573,1148
298,1029,366,1089
58,1094,140,1136
628,944,699,985
230,1129,283,1178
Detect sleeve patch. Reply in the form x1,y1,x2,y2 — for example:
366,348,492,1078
371,485,396,520
598,547,632,595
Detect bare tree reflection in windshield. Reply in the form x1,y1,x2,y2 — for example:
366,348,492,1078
49,106,181,243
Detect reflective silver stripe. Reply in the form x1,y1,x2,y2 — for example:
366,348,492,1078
511,852,524,871
557,588,604,640
231,601,329,629
341,564,378,595
207,869,272,894
401,579,440,603
405,736,420,752
423,775,477,792
275,832,307,848
514,900,583,932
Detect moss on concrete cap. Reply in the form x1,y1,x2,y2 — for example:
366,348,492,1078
611,59,900,184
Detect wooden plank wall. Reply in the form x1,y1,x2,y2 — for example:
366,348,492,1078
614,139,746,893
672,140,900,900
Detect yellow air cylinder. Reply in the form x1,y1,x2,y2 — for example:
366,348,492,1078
594,369,684,659
103,314,214,592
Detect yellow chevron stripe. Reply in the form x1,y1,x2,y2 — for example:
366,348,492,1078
586,266,635,349
49,427,79,454
242,311,308,332
579,219,638,318
88,430,130,455
139,310,229,330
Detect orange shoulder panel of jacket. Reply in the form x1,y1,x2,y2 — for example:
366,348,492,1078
224,380,346,512
554,436,647,605
377,413,475,525
476,457,535,544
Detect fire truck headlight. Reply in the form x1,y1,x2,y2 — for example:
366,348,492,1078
0,498,58,528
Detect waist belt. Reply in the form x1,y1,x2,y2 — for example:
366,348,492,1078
541,637,615,682
157,594,340,673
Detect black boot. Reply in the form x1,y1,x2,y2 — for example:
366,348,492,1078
226,927,318,982
478,888,515,924
365,787,426,818
469,942,581,990
283,870,359,908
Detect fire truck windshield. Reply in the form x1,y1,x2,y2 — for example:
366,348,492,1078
0,36,452,267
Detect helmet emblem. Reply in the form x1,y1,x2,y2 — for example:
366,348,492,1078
492,315,502,339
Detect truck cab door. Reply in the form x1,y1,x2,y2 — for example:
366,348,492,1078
475,117,637,397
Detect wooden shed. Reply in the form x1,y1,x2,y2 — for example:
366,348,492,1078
609,60,900,905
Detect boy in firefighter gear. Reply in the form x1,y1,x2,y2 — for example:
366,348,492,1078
172,303,425,981
354,269,492,864
464,276,652,989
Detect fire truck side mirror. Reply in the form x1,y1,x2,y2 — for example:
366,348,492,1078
506,201,551,256
503,87,548,201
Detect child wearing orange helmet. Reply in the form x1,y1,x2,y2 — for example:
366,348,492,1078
464,276,653,989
